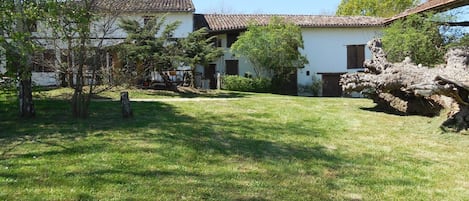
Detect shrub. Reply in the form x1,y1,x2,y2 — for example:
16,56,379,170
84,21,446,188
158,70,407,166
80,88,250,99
222,75,271,93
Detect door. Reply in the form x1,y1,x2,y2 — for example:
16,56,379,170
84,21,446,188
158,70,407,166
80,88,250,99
322,74,343,97
204,64,217,89
225,60,239,75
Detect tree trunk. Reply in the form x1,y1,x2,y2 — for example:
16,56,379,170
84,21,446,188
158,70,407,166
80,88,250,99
67,39,74,88
18,77,35,118
120,91,133,118
72,35,89,118
15,0,35,118
341,39,469,131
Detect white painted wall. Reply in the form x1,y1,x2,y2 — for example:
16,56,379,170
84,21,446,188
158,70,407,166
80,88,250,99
0,47,5,74
298,27,382,86
211,27,382,89
32,72,59,86
211,33,256,78
26,12,194,86
91,12,193,42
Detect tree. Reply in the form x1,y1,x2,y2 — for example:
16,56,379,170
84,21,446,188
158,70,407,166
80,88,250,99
118,16,181,87
0,0,46,117
45,0,120,118
119,17,222,89
382,13,445,66
336,0,419,18
179,27,223,87
231,17,308,94
341,39,469,132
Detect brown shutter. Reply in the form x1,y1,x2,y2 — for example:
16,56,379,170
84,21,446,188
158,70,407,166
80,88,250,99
357,45,365,68
347,45,355,69
225,60,239,75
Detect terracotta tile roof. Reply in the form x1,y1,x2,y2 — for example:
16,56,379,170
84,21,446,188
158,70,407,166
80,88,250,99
385,0,468,23
94,0,195,12
194,14,385,32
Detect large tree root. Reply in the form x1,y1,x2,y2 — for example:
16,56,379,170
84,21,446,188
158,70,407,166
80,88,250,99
341,39,469,131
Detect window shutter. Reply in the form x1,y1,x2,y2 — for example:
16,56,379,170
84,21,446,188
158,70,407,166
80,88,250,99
357,45,365,68
347,45,355,69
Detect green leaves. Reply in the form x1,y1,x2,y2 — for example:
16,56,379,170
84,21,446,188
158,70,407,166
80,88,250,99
231,17,308,77
336,0,419,18
180,27,223,69
382,13,445,66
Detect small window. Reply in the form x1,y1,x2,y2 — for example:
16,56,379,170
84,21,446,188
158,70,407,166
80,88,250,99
27,20,37,32
347,45,365,69
226,32,239,48
143,16,152,26
33,50,55,72
225,60,239,75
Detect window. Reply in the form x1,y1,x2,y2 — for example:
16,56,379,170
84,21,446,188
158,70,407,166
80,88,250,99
33,50,55,72
27,20,37,32
226,32,239,48
225,60,239,75
143,16,152,26
347,45,365,69
210,37,222,48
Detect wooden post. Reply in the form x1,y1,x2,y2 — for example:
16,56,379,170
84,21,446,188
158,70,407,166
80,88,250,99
216,73,221,90
120,91,133,118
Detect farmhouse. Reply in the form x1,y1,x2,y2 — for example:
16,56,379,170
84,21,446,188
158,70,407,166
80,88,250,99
196,14,383,96
9,0,446,96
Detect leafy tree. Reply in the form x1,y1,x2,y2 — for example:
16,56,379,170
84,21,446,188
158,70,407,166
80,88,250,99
119,17,222,88
118,16,181,86
231,17,308,94
382,13,445,66
0,0,48,117
179,27,223,87
336,0,419,18
447,33,469,48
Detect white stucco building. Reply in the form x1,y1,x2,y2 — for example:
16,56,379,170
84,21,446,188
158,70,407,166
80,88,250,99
1,0,388,96
195,14,383,96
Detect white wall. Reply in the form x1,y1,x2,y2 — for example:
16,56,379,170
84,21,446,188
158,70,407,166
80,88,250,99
0,47,5,74
211,33,256,78
92,12,193,42
298,27,382,86
211,27,382,87
32,72,59,86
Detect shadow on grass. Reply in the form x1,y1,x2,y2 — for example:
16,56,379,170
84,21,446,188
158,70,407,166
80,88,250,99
0,97,345,200
0,97,341,163
139,88,251,99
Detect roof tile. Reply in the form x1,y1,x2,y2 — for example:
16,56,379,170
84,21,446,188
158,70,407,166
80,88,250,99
195,14,385,32
94,0,195,12
385,0,468,23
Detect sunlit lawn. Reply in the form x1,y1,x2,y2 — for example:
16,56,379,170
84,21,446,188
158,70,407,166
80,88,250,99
0,88,468,200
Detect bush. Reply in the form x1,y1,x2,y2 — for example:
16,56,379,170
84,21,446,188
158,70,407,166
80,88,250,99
222,75,271,93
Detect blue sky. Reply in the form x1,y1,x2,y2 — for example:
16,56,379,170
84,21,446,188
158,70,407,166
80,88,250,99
192,0,341,15
192,0,468,21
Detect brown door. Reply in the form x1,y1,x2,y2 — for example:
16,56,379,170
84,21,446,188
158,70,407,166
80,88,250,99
204,64,217,89
322,74,343,97
225,60,239,75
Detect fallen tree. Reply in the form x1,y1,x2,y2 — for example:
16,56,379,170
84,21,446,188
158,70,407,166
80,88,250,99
341,39,469,132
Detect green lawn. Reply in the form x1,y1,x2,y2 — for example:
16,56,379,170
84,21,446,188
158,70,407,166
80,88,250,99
1,88,468,200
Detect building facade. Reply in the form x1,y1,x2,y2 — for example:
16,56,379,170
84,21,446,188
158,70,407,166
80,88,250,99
1,0,386,97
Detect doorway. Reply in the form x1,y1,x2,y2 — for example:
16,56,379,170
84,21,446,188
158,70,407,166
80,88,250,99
204,64,217,89
321,73,344,97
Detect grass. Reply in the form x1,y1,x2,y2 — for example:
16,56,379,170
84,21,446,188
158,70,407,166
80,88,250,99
1,88,469,200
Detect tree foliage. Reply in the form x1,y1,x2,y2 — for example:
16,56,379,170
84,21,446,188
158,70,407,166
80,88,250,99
119,15,181,82
0,0,49,117
231,17,308,94
119,17,222,87
179,27,223,87
336,0,419,17
382,13,445,66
